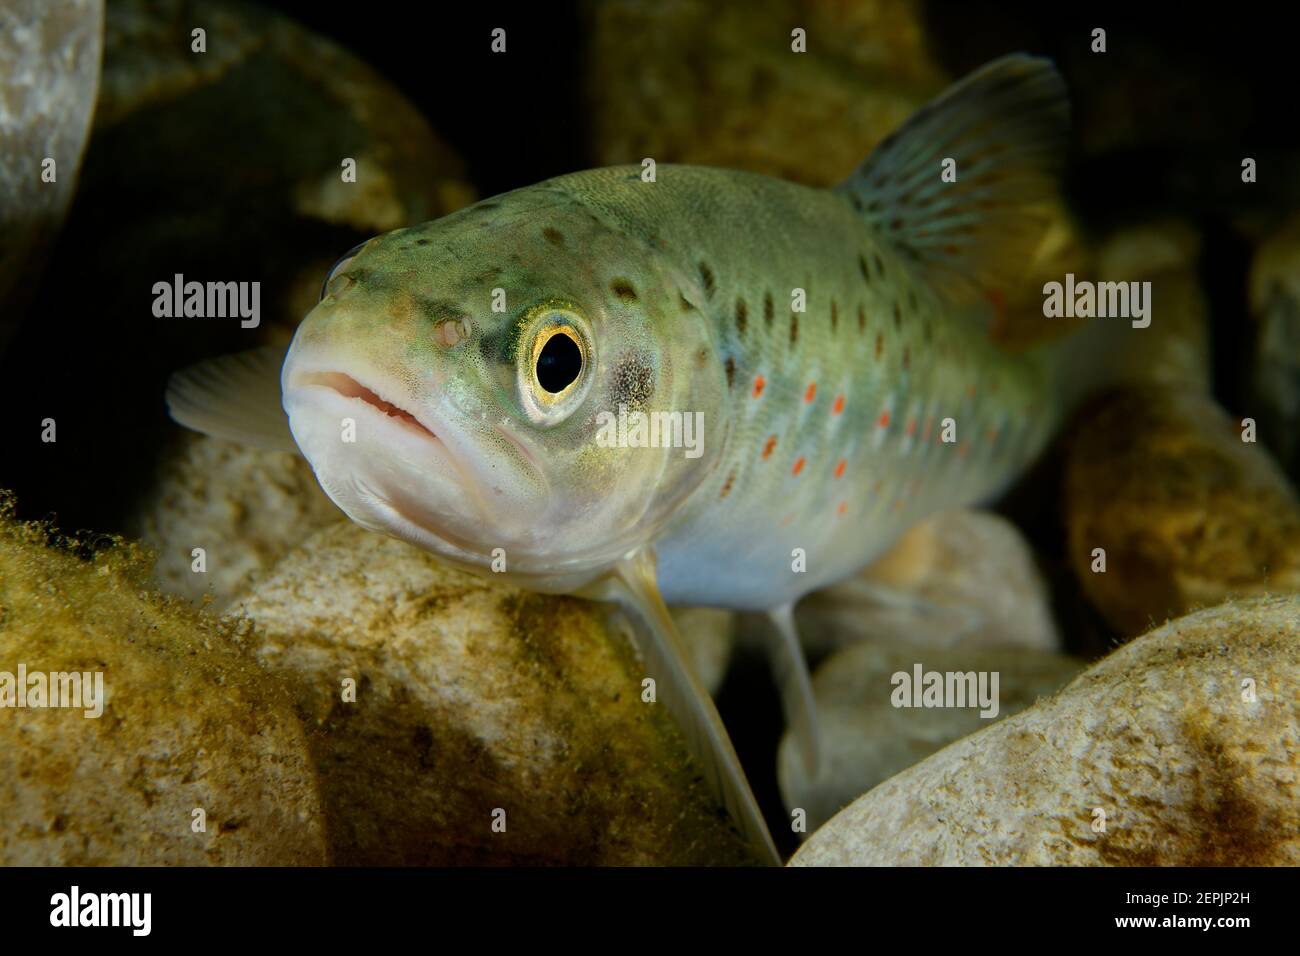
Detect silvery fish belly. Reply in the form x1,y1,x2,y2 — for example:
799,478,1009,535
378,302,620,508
167,54,1082,864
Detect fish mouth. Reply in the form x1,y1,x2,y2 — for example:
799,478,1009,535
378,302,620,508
293,370,441,444
285,366,501,555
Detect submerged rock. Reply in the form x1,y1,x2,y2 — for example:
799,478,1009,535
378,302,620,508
87,0,475,343
1065,388,1300,636
778,640,1082,834
791,596,1300,866
0,496,327,865
1248,216,1300,482
227,521,755,865
0,0,102,352
796,509,1061,655
1094,220,1212,392
584,0,948,186
129,434,340,608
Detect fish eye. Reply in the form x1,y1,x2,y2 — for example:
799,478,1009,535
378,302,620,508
319,239,369,301
517,306,594,425
534,327,583,394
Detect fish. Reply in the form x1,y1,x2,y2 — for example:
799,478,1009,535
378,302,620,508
168,55,1117,864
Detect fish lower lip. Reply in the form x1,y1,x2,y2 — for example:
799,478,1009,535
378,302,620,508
298,371,438,441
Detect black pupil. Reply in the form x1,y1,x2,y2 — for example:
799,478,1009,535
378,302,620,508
536,332,582,394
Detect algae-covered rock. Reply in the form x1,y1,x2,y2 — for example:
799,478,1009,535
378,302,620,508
0,0,103,352
0,495,327,865
796,510,1061,655
227,521,755,865
583,0,948,186
792,596,1300,866
778,640,1082,834
130,434,341,607
1065,388,1300,636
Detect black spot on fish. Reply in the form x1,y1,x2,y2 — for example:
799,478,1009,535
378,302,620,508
609,351,655,409
893,302,901,329
873,253,884,277
725,355,736,388
790,311,799,347
857,303,866,333
902,346,910,370
924,321,933,344
850,194,864,213
415,238,431,247
764,291,774,327
907,289,918,311
831,299,839,333
542,227,565,247
735,297,748,336
679,291,694,312
858,254,870,282
611,278,638,303
699,262,716,299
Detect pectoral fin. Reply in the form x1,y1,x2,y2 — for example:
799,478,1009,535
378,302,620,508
604,548,780,865
165,345,300,453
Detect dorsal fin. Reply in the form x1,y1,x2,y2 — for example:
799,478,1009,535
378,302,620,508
836,54,1069,303
165,345,300,453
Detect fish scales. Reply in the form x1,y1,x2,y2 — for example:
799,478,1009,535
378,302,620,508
540,164,1056,609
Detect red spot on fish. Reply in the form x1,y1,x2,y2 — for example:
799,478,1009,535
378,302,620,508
762,435,777,459
987,427,999,444
781,513,794,526
834,458,846,479
804,383,817,403
875,334,883,359
877,410,890,429
837,501,848,516
752,375,766,398
966,384,977,400
792,456,805,476
958,440,971,459
832,394,845,415
906,419,917,437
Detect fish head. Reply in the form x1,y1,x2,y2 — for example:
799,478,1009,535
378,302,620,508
282,188,728,592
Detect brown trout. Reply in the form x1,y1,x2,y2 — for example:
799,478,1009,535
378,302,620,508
169,55,1112,863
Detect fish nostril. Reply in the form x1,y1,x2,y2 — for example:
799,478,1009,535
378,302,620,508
434,317,471,348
